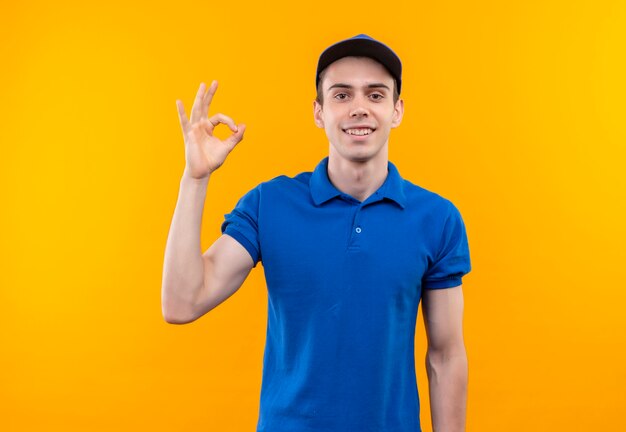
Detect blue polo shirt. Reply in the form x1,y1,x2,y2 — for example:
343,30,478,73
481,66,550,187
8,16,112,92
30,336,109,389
221,157,471,432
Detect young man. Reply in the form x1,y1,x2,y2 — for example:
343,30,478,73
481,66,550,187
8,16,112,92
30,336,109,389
162,34,472,432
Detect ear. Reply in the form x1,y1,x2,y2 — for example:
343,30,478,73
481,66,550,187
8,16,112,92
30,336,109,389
313,100,324,128
391,98,404,128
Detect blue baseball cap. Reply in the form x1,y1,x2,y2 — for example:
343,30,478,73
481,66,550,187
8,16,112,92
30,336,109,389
316,34,402,94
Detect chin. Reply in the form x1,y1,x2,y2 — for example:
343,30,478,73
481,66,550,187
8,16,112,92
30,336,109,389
339,149,381,164
329,136,387,163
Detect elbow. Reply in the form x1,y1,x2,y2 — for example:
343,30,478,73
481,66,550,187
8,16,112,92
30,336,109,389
426,343,467,366
425,345,468,383
161,278,214,324
162,311,192,325
161,292,198,325
162,304,189,324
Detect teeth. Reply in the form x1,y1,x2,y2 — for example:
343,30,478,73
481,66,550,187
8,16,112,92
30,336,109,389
345,128,373,136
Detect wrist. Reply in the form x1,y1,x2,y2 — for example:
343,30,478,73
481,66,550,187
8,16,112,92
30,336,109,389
181,168,211,185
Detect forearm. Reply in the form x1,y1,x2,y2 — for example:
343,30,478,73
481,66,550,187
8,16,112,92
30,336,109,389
426,347,468,432
161,170,211,322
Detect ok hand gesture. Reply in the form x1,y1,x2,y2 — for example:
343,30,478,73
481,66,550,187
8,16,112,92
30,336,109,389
176,81,246,180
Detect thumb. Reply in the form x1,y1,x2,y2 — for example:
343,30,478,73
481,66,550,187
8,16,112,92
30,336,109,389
226,123,246,148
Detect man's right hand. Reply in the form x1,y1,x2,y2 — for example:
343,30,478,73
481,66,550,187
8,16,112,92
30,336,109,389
176,81,246,180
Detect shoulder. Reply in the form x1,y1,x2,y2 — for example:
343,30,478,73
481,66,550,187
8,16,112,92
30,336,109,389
254,170,313,196
262,171,312,187
232,171,313,211
401,177,459,217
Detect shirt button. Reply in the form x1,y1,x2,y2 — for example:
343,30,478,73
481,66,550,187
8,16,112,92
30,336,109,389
355,227,362,234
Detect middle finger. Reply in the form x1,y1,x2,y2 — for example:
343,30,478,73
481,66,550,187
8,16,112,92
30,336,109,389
202,80,218,119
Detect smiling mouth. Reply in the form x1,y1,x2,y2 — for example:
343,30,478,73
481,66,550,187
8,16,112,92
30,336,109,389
343,128,375,136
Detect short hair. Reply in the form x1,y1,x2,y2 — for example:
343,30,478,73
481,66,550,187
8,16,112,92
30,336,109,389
315,64,400,106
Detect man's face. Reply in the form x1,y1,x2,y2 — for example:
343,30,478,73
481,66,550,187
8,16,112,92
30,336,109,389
313,56,404,164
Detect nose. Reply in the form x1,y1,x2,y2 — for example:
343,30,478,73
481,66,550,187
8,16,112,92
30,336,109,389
350,96,369,117
350,105,369,117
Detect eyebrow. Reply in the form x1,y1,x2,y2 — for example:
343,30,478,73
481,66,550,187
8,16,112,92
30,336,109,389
327,83,391,91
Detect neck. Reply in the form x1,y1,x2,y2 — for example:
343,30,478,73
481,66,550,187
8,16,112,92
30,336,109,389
326,148,389,203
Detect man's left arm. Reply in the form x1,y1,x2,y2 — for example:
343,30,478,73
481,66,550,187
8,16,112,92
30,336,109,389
422,284,467,432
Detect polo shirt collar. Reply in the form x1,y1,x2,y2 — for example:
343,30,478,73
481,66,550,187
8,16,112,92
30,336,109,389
310,157,406,209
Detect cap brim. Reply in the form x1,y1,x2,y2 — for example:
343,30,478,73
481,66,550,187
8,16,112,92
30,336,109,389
316,38,402,94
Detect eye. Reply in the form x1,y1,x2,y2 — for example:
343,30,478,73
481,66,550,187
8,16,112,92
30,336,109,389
370,93,384,101
334,93,349,100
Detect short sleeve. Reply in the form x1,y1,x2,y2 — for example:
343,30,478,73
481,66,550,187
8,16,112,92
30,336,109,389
221,185,262,267
422,202,472,289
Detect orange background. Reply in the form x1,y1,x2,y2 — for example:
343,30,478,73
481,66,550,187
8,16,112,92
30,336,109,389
1,0,625,431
